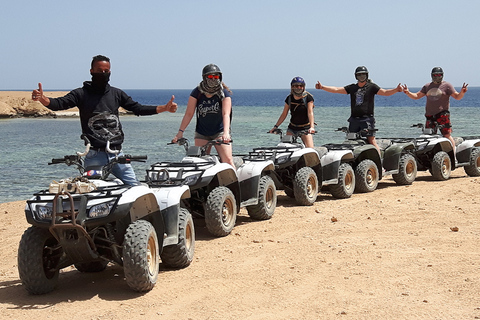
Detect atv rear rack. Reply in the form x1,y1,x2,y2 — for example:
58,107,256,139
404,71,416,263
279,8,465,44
146,161,209,187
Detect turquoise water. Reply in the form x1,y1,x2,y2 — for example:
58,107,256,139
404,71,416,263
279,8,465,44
1,88,479,203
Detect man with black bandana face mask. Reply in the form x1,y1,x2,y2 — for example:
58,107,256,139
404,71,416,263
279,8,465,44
32,54,178,185
315,66,402,154
402,67,468,156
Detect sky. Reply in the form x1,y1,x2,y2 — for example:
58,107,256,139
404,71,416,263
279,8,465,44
1,0,478,90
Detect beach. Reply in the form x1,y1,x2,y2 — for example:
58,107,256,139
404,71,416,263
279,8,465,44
1,169,480,319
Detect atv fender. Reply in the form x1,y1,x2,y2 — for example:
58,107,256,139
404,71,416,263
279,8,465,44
383,142,415,172
320,150,354,184
298,148,321,167
456,139,480,163
237,160,275,206
353,145,382,179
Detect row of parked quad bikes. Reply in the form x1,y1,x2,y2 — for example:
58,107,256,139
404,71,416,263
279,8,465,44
18,123,480,295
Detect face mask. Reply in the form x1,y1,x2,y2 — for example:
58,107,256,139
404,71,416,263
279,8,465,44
432,75,443,84
293,88,304,95
91,72,111,85
205,77,221,88
356,74,367,82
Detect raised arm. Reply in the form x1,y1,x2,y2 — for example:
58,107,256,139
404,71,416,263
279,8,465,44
315,81,347,94
451,83,468,100
402,84,426,100
31,83,51,106
377,83,402,96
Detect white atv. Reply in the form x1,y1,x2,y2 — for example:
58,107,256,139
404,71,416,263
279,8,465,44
248,129,322,206
18,136,194,294
146,138,277,237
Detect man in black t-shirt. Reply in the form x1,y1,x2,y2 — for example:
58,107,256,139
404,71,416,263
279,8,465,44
315,66,402,153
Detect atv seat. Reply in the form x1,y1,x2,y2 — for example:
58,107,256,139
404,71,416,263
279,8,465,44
314,146,328,158
453,137,464,146
187,146,202,157
233,156,244,169
376,139,392,151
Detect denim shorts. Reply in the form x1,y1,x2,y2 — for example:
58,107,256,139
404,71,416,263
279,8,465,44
348,116,376,137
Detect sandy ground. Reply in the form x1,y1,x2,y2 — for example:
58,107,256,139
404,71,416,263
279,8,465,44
1,169,480,319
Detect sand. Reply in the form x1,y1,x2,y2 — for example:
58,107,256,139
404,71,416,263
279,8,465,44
1,169,480,319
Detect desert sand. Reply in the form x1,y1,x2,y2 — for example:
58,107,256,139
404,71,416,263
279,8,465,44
1,91,480,319
0,91,75,117
1,169,480,319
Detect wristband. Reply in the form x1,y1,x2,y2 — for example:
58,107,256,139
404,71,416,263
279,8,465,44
274,125,278,128
178,129,184,133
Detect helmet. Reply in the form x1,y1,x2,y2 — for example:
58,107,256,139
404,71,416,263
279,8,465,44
202,64,222,79
431,67,444,83
291,76,306,86
355,66,369,75
431,67,444,75
355,66,368,82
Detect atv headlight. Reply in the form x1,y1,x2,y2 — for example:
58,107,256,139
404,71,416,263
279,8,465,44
88,203,112,218
36,205,53,219
277,155,290,164
184,173,202,185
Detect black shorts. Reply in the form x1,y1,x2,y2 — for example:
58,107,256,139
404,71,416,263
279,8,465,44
348,116,376,137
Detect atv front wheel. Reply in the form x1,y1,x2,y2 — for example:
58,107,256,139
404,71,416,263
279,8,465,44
18,226,62,294
205,186,237,237
355,159,379,193
123,220,159,292
161,208,195,268
464,148,480,177
431,151,451,181
247,175,277,220
393,153,417,185
329,162,355,199
293,166,318,206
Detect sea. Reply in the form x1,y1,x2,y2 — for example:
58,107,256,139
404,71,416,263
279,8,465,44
1,87,480,203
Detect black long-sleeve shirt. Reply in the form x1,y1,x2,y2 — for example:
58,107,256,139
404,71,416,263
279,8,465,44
47,81,157,148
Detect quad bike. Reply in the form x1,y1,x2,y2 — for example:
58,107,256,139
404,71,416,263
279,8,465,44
18,136,194,294
146,138,276,237
247,129,323,206
391,123,480,180
322,127,417,193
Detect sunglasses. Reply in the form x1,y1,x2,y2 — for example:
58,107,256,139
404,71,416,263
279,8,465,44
207,74,220,79
432,74,443,77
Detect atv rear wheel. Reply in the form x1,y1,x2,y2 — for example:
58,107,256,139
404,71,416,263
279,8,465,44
393,153,417,185
161,208,195,268
431,151,451,181
247,175,277,220
355,159,379,193
205,186,237,237
464,148,480,177
329,162,355,199
123,220,159,292
293,166,318,206
18,226,62,295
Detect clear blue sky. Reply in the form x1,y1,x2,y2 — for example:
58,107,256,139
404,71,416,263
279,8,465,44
1,0,478,90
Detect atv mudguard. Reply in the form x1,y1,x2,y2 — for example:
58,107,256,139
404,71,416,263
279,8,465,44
236,160,275,206
383,142,415,172
456,139,480,163
320,149,354,184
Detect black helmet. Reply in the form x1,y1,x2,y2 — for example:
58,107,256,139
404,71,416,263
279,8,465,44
431,67,444,75
355,66,368,75
431,67,444,83
202,64,222,80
